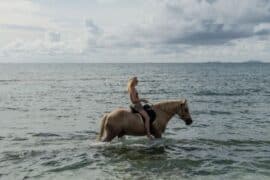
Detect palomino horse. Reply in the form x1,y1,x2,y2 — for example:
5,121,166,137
97,99,193,142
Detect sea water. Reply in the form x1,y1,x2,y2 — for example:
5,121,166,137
0,63,269,179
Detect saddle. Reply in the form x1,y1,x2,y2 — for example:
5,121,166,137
129,104,156,124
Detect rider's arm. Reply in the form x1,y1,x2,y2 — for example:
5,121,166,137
130,89,140,104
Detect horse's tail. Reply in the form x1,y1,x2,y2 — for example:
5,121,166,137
97,114,107,141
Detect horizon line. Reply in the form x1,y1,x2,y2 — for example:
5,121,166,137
0,61,269,64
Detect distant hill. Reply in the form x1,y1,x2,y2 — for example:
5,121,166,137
243,60,264,63
205,60,267,63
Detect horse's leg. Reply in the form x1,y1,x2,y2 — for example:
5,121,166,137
153,133,162,138
152,128,162,138
102,134,115,142
151,127,162,138
117,130,125,138
101,123,116,142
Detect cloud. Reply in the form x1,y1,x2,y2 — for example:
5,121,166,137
2,31,84,57
81,0,270,52
85,19,102,35
1,0,270,62
0,0,51,30
46,31,61,42
137,0,270,46
0,24,45,32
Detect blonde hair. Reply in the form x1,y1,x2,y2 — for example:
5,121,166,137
127,77,137,92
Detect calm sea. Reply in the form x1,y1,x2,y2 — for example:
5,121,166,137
0,63,269,180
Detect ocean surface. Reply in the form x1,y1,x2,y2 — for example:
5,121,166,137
0,63,269,180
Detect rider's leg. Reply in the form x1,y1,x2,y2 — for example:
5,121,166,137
139,110,153,140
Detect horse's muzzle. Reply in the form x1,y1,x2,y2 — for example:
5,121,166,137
185,118,193,125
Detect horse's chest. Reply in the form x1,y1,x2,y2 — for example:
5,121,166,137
153,118,167,133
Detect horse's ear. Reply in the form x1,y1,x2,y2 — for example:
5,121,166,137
183,99,187,105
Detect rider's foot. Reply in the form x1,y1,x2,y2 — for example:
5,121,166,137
147,133,154,140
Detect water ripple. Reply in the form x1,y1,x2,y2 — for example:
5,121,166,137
31,133,61,137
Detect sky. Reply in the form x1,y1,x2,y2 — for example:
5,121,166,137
0,0,270,63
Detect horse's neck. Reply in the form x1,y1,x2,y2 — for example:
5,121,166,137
154,101,181,129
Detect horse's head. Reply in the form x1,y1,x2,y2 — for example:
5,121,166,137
177,99,193,125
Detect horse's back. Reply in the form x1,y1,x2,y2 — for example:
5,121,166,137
107,108,130,120
107,108,146,135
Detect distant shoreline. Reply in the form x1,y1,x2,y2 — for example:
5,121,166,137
0,61,269,64
0,63,269,64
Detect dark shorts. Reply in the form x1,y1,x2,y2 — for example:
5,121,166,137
133,103,143,111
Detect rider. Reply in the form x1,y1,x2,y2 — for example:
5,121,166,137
127,77,153,140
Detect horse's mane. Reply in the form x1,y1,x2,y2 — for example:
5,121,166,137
154,100,182,114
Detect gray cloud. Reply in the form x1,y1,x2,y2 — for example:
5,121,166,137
84,19,104,50
165,21,253,45
47,32,61,42
0,23,45,32
255,29,270,36
161,0,270,46
4,0,270,62
128,0,270,47
85,19,102,35
55,0,270,56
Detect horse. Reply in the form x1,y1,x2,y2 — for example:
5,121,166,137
97,99,193,142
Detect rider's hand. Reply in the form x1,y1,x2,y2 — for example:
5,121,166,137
142,99,148,103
